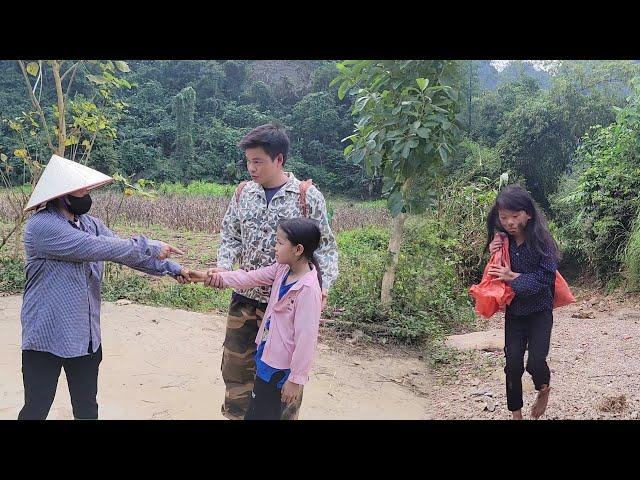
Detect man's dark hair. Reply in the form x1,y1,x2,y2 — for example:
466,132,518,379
238,123,290,166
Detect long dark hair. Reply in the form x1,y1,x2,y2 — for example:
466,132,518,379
278,217,323,288
486,184,559,261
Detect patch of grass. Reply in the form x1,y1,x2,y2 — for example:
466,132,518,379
329,221,476,346
155,181,235,197
328,227,388,324
0,184,31,194
147,282,231,312
0,257,25,294
605,275,624,295
426,342,470,369
102,268,231,312
327,196,386,209
101,271,151,302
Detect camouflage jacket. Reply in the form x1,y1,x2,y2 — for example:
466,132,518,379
217,172,339,304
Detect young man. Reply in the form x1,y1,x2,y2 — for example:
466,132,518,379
205,123,338,420
18,154,192,420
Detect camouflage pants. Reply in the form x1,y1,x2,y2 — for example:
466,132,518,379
221,296,304,420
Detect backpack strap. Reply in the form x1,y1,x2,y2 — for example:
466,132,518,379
299,179,313,217
234,181,249,203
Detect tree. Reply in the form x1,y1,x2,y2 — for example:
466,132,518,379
173,86,196,181
551,77,640,280
291,92,342,146
0,59,131,253
222,61,249,98
496,61,552,89
496,61,640,209
548,60,640,144
274,76,301,106
332,60,462,305
469,76,541,147
459,60,479,134
246,81,275,111
497,96,572,209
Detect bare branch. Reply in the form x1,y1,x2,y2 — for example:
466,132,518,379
32,62,42,94
60,61,81,82
63,61,81,106
37,61,44,102
0,221,22,250
17,60,55,153
79,129,99,165
51,61,66,156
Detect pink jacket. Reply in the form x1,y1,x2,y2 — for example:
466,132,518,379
219,263,322,385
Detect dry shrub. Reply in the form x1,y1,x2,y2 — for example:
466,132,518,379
88,192,390,233
597,394,627,413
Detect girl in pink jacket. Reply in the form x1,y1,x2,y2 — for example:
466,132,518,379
206,218,323,420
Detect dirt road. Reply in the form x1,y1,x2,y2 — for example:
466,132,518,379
0,295,433,420
433,290,640,419
4,288,638,420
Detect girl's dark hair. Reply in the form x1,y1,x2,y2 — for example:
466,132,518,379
278,217,322,288
486,184,560,261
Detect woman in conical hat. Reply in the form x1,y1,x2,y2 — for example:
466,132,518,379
18,155,192,420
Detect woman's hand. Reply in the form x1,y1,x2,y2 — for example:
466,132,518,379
158,242,184,259
281,380,303,405
487,265,520,281
489,235,503,254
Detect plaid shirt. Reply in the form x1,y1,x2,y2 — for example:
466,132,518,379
20,204,182,358
506,237,558,316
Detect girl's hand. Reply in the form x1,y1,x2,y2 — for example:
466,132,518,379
204,268,227,288
187,269,208,282
281,380,303,405
489,235,503,254
487,265,521,281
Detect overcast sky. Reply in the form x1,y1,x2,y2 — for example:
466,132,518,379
490,60,561,73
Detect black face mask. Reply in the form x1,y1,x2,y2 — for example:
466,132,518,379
65,194,92,215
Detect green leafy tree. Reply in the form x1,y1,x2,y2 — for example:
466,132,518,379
469,76,540,146
172,86,196,181
332,60,462,305
497,96,572,209
0,59,131,253
551,77,640,281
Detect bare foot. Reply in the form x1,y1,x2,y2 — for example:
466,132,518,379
531,385,551,419
512,409,523,420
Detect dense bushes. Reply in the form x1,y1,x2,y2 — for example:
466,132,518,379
551,113,640,283
328,195,492,344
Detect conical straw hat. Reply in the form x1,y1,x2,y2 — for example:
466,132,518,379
24,154,113,211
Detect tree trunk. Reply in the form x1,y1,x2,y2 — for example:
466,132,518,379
380,211,406,306
51,61,66,156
